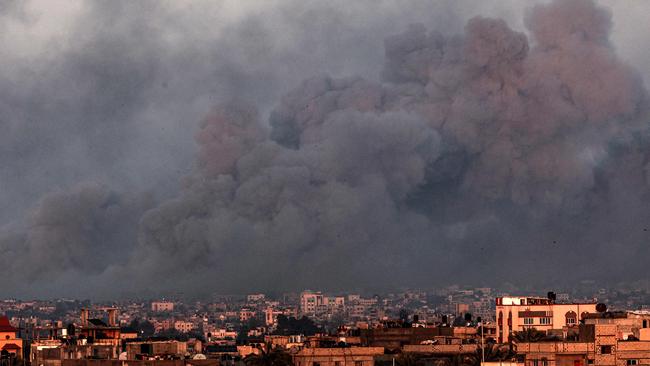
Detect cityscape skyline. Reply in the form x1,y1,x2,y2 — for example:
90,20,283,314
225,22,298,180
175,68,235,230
3,0,650,365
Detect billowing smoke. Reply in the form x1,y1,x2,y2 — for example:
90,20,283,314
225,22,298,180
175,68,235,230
0,183,151,290
2,0,650,298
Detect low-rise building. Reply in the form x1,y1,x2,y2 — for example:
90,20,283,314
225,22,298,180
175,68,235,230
125,340,188,360
0,316,23,360
293,347,385,366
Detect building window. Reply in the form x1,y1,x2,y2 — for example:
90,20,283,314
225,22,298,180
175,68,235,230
532,360,539,366
627,360,638,366
644,320,648,328
541,358,548,366
540,318,551,325
601,346,612,355
587,360,594,365
566,311,577,325
355,362,363,366
524,318,534,325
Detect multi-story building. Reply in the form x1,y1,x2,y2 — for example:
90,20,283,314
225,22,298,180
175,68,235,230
173,321,194,333
151,302,174,312
239,308,256,322
301,291,325,315
495,296,597,343
246,294,266,303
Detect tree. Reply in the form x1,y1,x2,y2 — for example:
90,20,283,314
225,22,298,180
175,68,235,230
244,345,293,366
511,328,549,343
129,318,155,338
456,342,515,366
273,315,318,336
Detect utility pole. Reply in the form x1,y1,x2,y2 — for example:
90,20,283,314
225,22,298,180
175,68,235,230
479,317,485,365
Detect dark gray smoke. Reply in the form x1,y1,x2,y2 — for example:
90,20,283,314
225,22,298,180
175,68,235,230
1,0,649,298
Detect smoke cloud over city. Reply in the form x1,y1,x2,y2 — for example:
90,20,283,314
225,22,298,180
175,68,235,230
1,0,650,298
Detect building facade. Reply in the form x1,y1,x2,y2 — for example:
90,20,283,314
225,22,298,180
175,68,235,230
0,316,22,359
151,302,175,312
496,297,597,343
301,291,325,316
293,347,384,366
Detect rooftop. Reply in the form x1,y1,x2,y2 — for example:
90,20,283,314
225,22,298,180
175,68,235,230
0,316,17,333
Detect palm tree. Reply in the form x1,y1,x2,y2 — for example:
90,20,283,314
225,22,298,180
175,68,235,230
512,328,547,343
244,344,294,366
463,342,516,366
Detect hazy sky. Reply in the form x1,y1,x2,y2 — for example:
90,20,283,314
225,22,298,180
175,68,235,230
1,0,650,299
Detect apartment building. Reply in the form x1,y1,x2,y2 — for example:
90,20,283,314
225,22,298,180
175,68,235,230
151,302,175,312
301,291,325,315
246,294,266,302
173,321,194,333
496,296,597,343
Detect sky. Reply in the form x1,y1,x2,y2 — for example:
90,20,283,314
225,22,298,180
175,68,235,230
0,0,649,299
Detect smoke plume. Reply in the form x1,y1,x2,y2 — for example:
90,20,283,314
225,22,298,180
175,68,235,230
1,0,650,298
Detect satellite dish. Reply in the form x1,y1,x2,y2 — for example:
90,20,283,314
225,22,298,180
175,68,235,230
596,303,607,313
193,354,207,360
119,352,127,360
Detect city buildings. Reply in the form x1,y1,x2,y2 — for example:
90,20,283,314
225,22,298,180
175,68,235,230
12,286,650,366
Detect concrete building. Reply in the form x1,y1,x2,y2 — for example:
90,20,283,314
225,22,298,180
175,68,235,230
61,360,217,366
79,308,121,348
238,309,256,322
301,291,325,316
293,347,384,366
584,310,650,341
151,302,175,312
0,316,22,359
30,342,119,366
264,307,282,326
496,296,597,343
125,340,188,360
246,294,265,303
516,311,650,366
402,343,478,355
360,327,454,349
174,321,194,333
